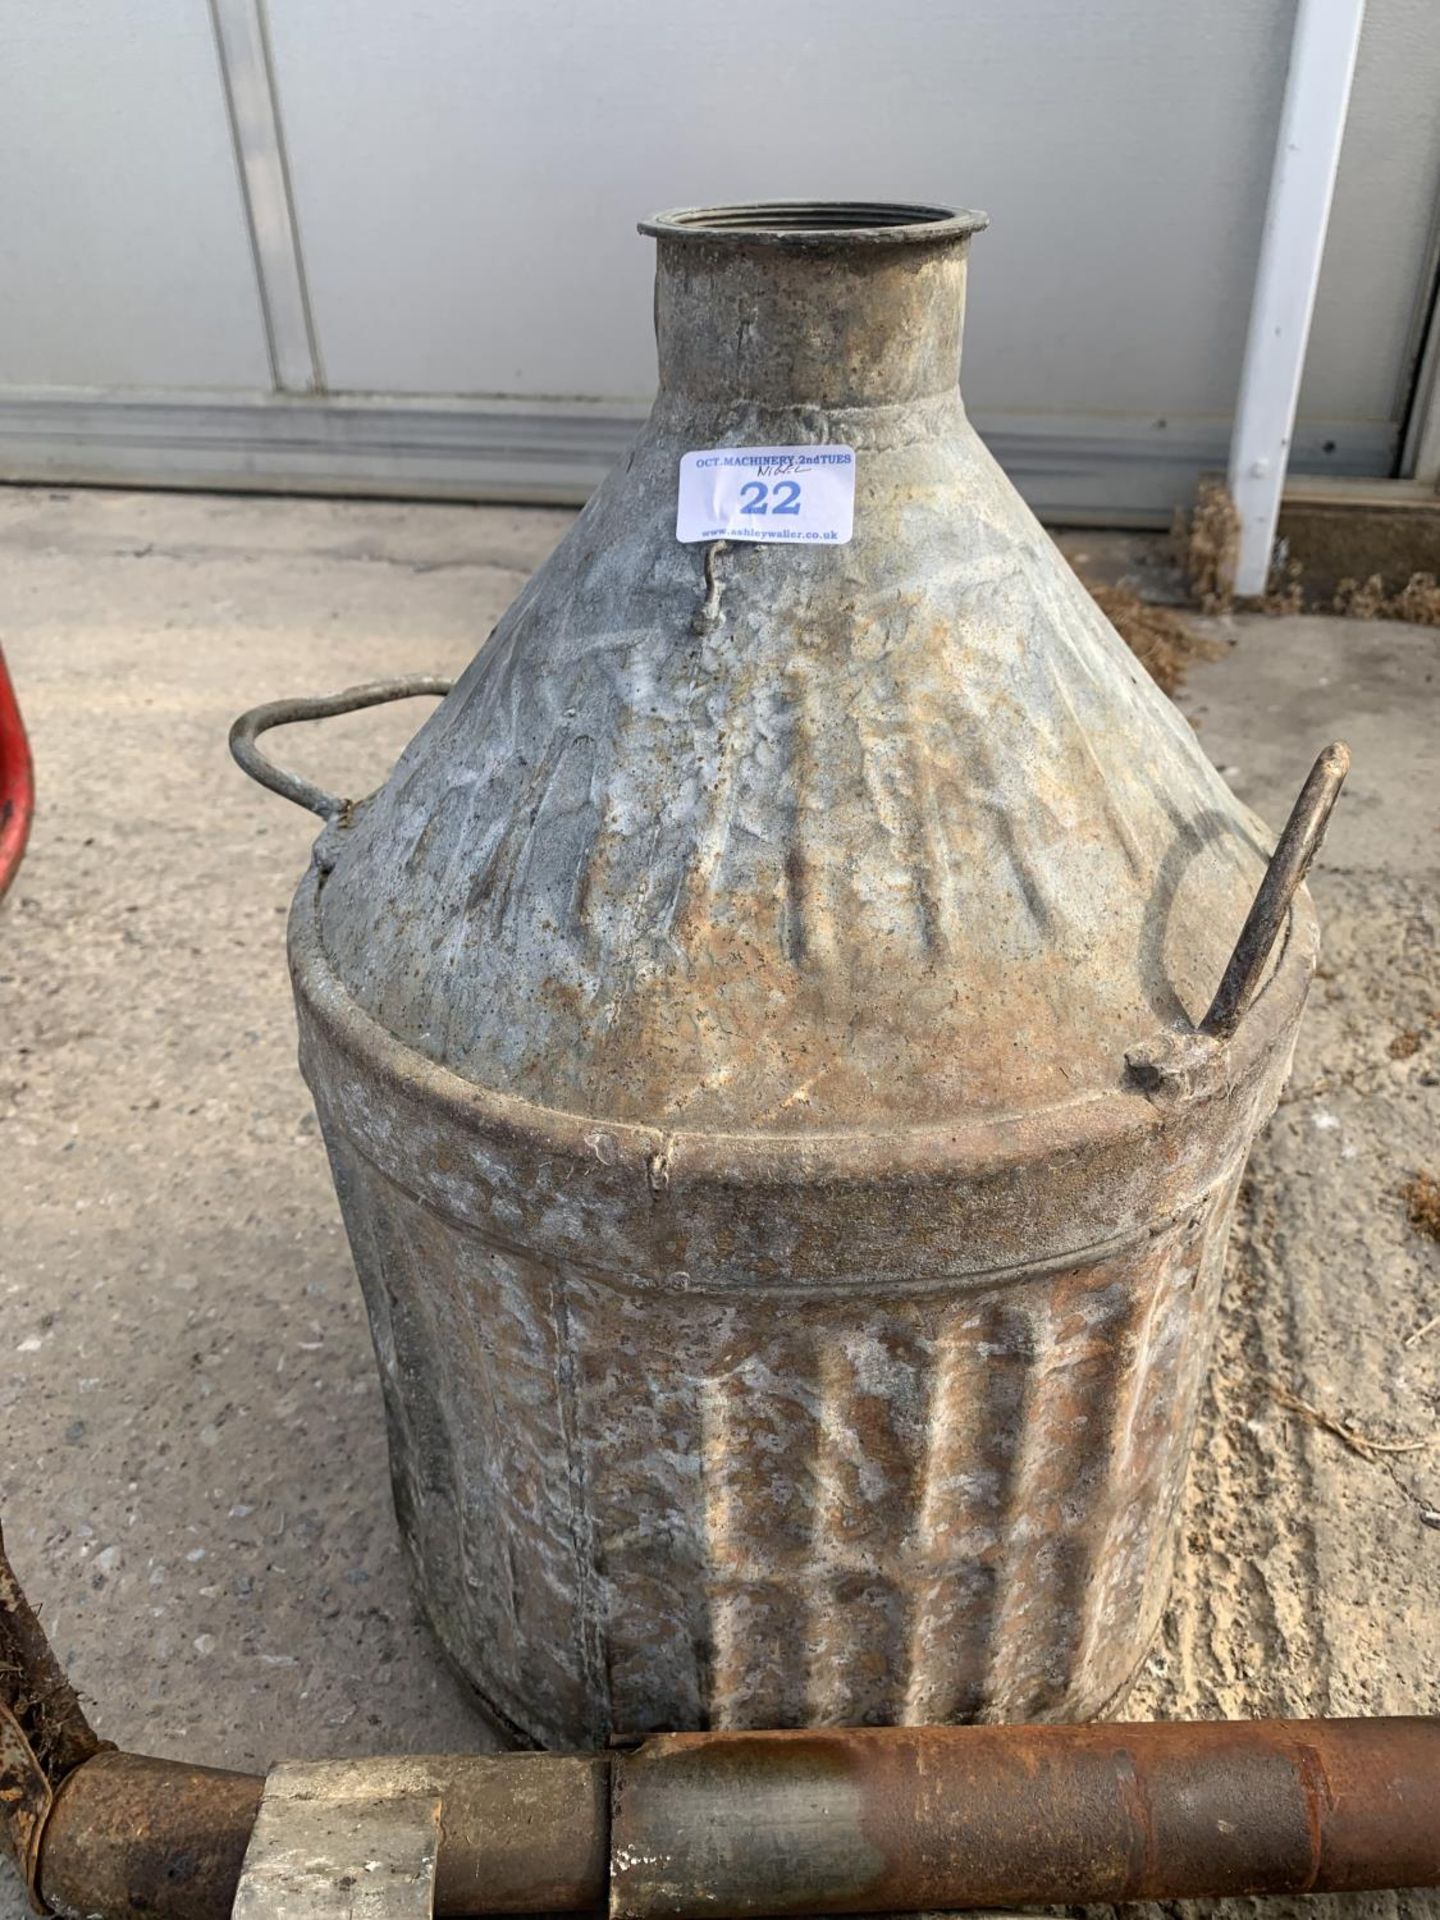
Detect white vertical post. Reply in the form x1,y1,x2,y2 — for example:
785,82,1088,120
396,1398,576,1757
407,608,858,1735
1228,0,1365,597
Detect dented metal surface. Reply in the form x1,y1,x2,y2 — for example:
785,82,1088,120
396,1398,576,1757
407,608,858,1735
237,202,1325,1746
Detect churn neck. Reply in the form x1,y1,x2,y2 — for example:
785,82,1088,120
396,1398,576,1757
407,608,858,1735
641,202,988,413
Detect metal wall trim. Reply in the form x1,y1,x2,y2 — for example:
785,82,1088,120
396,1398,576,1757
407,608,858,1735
208,0,321,394
1400,256,1440,486
0,390,1397,527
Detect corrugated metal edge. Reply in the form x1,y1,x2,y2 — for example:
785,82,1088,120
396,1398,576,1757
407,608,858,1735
0,391,1396,524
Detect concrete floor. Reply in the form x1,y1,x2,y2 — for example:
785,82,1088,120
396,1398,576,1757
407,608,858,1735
1,487,1436,1919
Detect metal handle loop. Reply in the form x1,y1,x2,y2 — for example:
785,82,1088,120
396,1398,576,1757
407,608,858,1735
228,677,453,821
1201,741,1350,1038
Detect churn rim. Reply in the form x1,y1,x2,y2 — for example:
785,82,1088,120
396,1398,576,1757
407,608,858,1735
639,202,989,248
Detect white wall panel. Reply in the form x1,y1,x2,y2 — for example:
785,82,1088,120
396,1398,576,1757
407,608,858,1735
266,0,1299,414
1,0,1436,512
0,0,270,390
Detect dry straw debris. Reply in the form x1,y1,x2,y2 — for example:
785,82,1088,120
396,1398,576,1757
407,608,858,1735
1086,584,1223,697
1267,1379,1436,1464
1401,1170,1440,1243
1176,479,1440,624
1333,572,1440,624
1176,479,1241,612
1085,477,1440,697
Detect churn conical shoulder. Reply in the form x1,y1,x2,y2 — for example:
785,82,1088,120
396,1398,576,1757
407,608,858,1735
315,207,1272,1135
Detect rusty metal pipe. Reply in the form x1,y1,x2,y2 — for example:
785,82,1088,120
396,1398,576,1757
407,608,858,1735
38,1755,263,1920
38,1749,609,1920
610,1721,1440,1915
23,1720,1440,1919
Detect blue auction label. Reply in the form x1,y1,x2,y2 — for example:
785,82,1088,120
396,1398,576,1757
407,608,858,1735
676,445,855,544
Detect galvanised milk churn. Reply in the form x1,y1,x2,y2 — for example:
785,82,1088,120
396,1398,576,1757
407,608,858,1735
233,203,1343,1749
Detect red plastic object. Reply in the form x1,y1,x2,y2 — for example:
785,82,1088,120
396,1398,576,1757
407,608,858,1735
0,645,34,899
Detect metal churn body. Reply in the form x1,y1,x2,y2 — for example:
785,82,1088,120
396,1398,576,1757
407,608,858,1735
232,204,1334,1749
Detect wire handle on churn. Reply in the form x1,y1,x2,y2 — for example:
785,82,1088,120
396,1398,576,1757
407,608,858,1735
1202,742,1350,1038
229,676,453,822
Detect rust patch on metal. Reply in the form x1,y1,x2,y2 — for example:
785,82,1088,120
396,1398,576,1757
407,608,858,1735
40,1753,263,1920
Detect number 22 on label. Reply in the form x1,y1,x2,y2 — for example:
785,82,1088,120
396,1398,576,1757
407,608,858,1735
738,479,801,516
